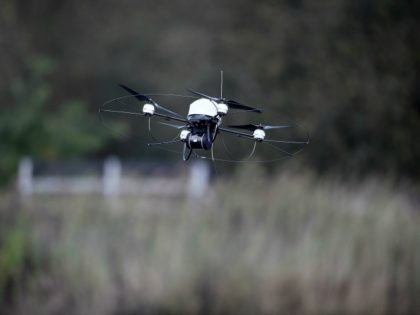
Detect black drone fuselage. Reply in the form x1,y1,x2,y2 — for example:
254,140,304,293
185,114,218,151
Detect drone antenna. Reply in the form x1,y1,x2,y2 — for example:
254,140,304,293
220,70,223,99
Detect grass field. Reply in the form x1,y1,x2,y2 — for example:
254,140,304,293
0,167,419,314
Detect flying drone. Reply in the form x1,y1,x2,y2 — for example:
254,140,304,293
99,72,309,162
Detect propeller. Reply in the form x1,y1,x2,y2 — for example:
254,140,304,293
159,122,187,129
119,84,182,117
187,89,262,113
227,124,290,131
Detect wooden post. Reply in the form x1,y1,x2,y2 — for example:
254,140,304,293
102,156,121,197
17,157,33,196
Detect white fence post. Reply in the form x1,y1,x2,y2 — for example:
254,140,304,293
102,156,121,197
17,157,33,196
188,160,210,199
15,156,212,199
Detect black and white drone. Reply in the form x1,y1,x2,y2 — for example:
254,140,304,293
99,72,309,163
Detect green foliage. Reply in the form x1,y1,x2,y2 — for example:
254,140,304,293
1,0,419,179
0,56,109,185
46,100,108,157
0,223,28,289
0,218,35,315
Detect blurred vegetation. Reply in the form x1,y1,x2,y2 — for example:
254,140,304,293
1,2,419,314
0,56,110,185
0,169,419,314
0,218,38,310
0,0,419,180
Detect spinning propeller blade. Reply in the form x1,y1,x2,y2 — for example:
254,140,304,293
159,122,187,129
119,84,181,117
228,124,290,131
225,100,262,113
262,125,291,130
187,89,217,101
186,89,262,113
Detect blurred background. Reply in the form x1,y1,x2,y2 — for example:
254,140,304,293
0,0,419,314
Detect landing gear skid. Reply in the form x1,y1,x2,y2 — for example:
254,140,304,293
183,143,193,161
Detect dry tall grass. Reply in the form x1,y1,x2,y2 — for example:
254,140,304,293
0,167,419,314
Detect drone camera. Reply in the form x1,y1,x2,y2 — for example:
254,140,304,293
142,103,155,115
185,133,212,150
216,103,229,115
253,128,266,141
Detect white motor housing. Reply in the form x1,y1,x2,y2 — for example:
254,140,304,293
188,98,218,117
142,103,155,115
253,128,266,141
180,129,191,141
216,103,229,115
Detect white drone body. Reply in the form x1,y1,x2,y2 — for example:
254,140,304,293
145,98,228,119
188,98,217,117
187,98,228,117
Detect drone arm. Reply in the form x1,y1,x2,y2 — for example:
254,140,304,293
119,84,182,118
218,127,254,139
99,108,145,116
98,109,187,124
153,112,188,124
